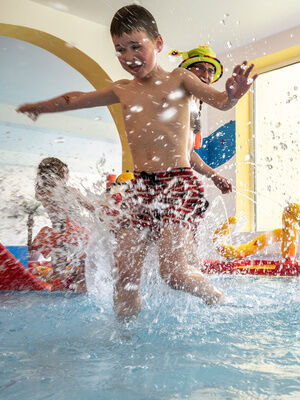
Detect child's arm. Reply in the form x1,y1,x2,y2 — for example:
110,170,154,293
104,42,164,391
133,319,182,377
70,187,95,212
17,83,121,121
190,151,232,194
181,61,257,111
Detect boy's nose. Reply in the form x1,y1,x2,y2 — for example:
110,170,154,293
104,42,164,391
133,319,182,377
121,51,134,64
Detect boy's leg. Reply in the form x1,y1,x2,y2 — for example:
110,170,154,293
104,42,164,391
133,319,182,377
158,224,224,305
113,226,149,319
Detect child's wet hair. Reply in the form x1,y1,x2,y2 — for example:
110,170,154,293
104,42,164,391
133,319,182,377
110,4,159,40
36,157,69,194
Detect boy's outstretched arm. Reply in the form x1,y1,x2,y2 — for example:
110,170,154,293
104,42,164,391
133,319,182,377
190,151,232,194
17,83,120,121
181,61,257,111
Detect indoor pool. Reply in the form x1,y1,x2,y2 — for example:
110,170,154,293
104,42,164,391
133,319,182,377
1,275,299,400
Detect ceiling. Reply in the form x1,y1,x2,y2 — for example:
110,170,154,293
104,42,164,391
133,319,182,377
31,0,300,54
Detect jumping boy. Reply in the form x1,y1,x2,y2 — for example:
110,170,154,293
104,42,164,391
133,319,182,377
17,5,257,318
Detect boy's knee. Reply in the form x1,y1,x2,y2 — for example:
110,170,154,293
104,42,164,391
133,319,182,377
159,265,181,290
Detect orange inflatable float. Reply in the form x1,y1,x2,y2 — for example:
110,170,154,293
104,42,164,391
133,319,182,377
213,203,300,260
198,203,300,277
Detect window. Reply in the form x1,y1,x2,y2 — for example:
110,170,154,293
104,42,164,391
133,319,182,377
254,62,300,231
236,45,300,232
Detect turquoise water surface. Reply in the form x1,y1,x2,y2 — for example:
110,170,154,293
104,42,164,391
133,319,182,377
1,276,299,400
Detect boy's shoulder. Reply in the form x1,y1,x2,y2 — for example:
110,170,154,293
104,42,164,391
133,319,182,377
167,67,191,84
113,78,133,88
171,67,189,77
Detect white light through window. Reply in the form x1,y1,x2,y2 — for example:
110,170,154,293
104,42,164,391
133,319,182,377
254,62,300,231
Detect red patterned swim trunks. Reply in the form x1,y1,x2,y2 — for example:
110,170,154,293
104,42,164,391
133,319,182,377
119,167,209,237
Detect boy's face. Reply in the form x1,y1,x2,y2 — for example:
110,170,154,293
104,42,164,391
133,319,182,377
188,62,215,85
112,30,163,78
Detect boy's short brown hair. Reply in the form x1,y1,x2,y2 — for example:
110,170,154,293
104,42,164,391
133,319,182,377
110,4,159,40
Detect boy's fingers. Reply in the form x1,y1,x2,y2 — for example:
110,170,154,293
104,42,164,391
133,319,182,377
244,63,255,78
238,61,248,75
232,64,242,75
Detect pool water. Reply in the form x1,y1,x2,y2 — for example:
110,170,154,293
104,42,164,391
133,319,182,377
1,276,299,400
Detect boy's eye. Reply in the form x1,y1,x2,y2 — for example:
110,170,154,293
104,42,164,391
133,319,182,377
132,44,141,51
116,48,125,55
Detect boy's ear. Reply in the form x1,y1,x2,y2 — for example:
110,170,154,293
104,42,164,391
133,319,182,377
156,35,163,53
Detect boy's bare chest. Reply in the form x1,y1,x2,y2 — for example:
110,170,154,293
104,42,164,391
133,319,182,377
119,82,188,117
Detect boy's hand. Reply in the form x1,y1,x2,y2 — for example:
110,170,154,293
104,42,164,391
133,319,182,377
226,61,258,101
211,174,232,194
17,103,42,121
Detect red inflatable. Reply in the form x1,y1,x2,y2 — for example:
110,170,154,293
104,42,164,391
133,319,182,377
31,218,89,258
200,258,300,277
0,242,52,291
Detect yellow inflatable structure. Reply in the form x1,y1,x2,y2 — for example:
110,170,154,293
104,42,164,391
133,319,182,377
213,203,300,260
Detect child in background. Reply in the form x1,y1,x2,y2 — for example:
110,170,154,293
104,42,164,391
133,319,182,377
30,157,94,292
173,45,232,194
17,5,257,317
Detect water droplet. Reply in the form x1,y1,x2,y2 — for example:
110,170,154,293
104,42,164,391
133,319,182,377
227,41,232,49
168,89,184,100
247,78,253,85
158,107,177,121
267,164,273,170
96,155,106,170
220,19,225,25
130,105,143,113
280,142,287,150
55,137,64,143
152,156,160,162
155,80,162,85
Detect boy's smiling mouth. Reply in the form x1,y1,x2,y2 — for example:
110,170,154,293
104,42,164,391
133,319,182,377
126,60,144,74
